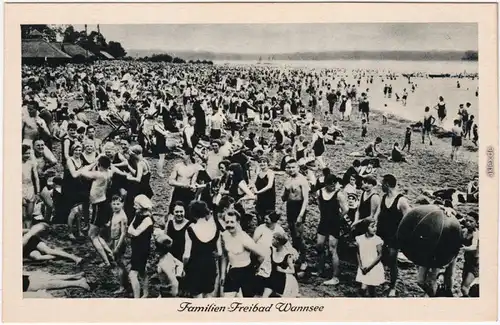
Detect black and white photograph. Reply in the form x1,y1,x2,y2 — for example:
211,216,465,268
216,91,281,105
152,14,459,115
21,22,480,299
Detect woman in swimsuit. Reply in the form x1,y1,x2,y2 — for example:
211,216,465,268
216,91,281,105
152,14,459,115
61,142,89,236
183,200,222,298
128,195,155,298
434,96,447,123
22,144,40,229
81,139,97,165
422,106,436,146
262,232,299,297
125,145,154,221
252,157,276,224
155,201,191,297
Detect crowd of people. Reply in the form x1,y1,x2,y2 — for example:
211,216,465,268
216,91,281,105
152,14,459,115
22,61,479,298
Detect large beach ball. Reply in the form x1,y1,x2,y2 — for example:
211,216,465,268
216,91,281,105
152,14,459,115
396,205,462,268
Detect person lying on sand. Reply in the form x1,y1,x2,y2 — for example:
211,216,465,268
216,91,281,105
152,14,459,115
349,137,386,158
417,188,467,208
23,271,90,292
23,222,83,265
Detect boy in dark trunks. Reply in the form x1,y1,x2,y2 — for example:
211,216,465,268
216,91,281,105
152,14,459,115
465,115,474,140
374,174,411,297
110,195,128,294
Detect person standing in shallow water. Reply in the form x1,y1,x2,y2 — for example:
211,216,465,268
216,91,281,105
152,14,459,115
434,96,447,124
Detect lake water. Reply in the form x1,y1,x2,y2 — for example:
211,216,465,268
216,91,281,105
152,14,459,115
215,59,478,74
216,59,479,129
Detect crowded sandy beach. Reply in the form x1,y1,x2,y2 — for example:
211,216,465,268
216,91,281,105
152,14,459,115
21,57,480,299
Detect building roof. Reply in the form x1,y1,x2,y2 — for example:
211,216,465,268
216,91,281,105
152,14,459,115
29,30,43,37
99,51,115,59
52,43,94,58
22,39,71,59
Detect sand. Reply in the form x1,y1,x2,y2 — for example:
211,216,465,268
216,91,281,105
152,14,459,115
23,63,479,298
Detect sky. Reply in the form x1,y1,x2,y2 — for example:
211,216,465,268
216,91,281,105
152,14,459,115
73,23,478,53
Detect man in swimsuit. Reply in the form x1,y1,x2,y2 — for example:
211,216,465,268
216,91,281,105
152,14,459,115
314,175,349,285
374,174,411,297
422,106,436,146
77,156,126,267
352,175,381,233
282,159,310,273
220,209,266,297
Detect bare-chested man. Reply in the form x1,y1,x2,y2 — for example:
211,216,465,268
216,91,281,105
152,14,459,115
168,152,198,213
22,103,50,147
282,159,309,272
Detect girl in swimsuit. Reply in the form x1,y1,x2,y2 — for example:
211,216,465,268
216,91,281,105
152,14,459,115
263,232,299,297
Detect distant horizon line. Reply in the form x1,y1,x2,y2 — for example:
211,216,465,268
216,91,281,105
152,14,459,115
128,49,479,55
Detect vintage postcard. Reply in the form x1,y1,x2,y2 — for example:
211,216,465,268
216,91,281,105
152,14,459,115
3,2,498,323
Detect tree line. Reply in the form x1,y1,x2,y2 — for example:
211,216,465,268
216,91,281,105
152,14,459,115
22,24,128,59
136,53,213,65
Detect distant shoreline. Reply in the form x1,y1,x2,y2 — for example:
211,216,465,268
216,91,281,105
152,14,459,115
128,49,478,62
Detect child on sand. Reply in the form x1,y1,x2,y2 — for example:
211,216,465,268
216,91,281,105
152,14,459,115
472,124,478,146
110,194,128,294
461,212,479,297
128,195,155,298
361,119,367,138
451,119,463,161
401,127,412,152
389,143,407,163
355,218,385,297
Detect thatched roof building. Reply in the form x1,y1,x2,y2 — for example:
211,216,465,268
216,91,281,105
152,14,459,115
98,51,115,60
22,38,71,65
52,43,96,63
